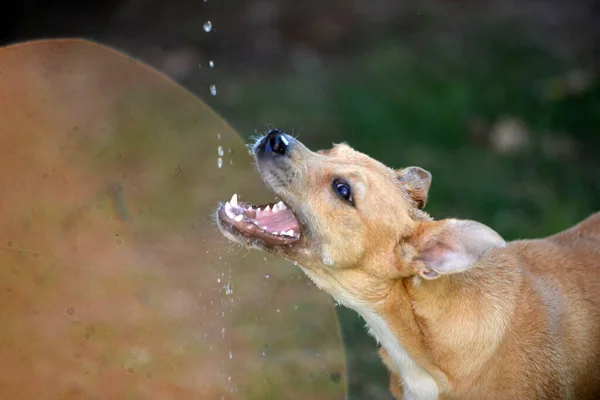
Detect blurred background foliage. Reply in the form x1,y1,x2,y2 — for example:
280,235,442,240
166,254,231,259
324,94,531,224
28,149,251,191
4,0,599,398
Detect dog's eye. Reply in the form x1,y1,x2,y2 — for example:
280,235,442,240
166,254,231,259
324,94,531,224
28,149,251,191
333,179,354,205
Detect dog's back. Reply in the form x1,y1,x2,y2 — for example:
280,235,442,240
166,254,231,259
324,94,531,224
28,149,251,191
503,212,600,399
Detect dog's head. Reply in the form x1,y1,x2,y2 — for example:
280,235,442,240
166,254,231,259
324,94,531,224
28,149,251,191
217,130,505,302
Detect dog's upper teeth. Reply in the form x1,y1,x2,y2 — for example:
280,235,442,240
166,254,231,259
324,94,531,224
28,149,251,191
230,193,238,207
281,230,295,237
272,201,286,212
225,202,236,219
234,214,243,222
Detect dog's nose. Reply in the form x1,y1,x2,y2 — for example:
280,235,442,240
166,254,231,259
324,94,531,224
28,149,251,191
256,129,294,156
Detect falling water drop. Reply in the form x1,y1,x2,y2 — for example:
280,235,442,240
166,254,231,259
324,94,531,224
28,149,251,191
265,274,270,279
203,21,213,32
217,146,224,156
209,60,215,68
217,158,223,168
210,84,217,96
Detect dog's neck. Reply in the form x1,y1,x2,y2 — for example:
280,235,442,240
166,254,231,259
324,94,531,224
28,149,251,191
300,258,520,399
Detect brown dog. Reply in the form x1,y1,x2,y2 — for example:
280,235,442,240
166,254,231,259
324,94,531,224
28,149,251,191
216,129,600,400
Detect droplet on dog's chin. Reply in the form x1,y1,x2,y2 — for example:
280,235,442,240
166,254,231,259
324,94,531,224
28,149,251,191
203,21,212,32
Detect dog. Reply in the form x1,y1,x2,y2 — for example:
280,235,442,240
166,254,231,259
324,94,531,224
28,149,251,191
216,129,600,400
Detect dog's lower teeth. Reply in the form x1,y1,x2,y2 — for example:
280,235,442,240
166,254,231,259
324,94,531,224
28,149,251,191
234,214,243,222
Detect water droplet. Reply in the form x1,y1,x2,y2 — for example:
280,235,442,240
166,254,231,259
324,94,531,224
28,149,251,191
265,274,270,279
217,133,221,140
217,145,224,156
229,352,233,359
276,309,280,313
203,21,213,32
209,60,215,68
229,159,233,165
217,158,223,168
210,85,217,96
217,278,221,283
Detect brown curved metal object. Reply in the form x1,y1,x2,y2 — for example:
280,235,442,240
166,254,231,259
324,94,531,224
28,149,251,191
0,39,346,400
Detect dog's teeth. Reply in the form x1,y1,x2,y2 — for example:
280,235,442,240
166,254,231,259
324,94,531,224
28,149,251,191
230,193,238,207
265,205,271,212
286,230,295,236
272,201,286,212
225,202,236,219
234,214,243,222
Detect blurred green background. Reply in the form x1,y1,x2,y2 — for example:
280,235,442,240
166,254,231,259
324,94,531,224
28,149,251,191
4,1,599,398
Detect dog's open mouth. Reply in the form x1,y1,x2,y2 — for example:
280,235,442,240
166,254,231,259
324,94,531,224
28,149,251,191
217,193,301,247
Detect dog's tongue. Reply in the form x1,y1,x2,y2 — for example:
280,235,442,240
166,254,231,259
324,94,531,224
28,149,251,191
253,202,300,234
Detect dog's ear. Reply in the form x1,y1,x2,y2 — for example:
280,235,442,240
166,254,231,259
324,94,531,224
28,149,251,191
396,167,431,209
411,219,506,279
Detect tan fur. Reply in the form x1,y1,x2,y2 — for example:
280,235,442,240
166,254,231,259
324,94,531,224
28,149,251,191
222,138,600,399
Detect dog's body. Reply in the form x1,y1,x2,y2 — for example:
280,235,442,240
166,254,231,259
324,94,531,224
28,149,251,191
380,214,600,399
217,130,600,400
